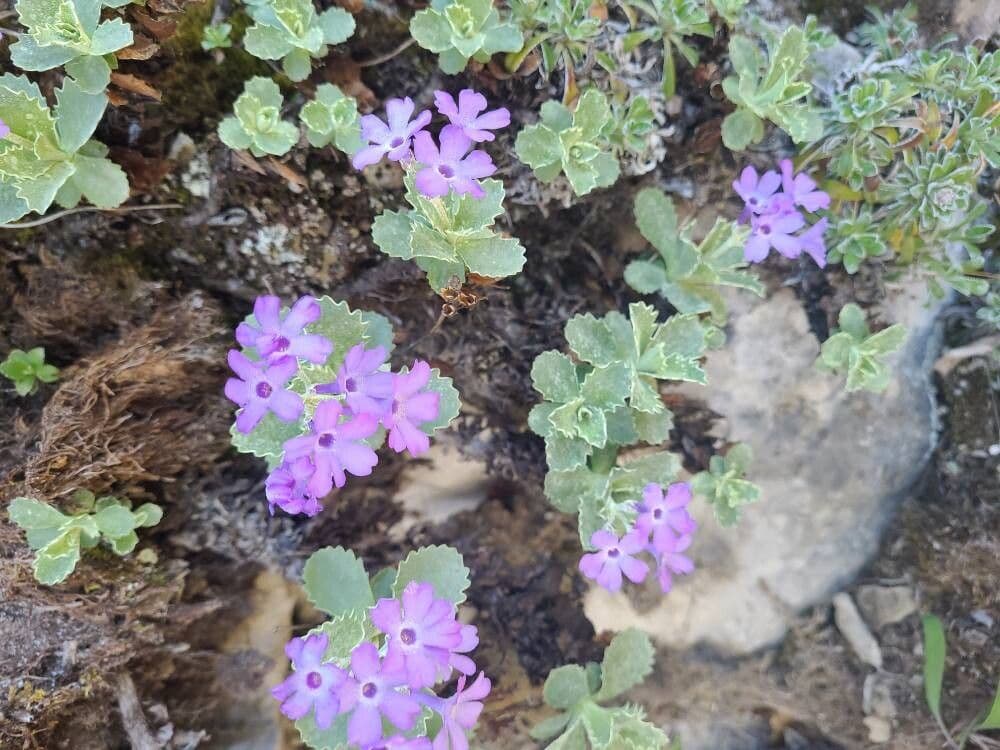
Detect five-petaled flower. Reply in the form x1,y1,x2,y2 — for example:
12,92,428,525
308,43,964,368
236,295,333,365
271,633,346,730
733,165,781,221
780,159,831,213
382,361,441,457
434,90,510,142
353,97,432,170
316,344,394,417
653,532,695,593
636,482,697,553
745,209,807,263
413,125,496,199
336,642,422,747
283,400,379,498
265,456,322,516
427,672,491,750
578,529,649,592
225,351,303,433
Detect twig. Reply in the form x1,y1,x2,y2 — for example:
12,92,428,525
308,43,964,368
114,673,161,750
358,37,417,68
0,203,183,229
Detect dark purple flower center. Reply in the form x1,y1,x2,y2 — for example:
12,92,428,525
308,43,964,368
274,335,290,352
391,399,401,415
362,682,378,699
318,432,335,448
749,197,758,205
607,548,620,558
389,136,405,148
306,671,322,689
345,377,358,392
437,164,456,179
759,222,772,236
255,382,273,399
653,508,663,520
400,627,417,645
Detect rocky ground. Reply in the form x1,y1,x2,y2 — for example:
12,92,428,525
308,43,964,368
0,0,998,749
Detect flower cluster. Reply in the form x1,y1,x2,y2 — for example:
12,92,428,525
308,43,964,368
579,482,697,594
352,89,510,200
225,295,442,517
272,581,490,750
733,159,831,267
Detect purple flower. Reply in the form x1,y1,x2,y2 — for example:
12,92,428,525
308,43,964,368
336,642,422,747
0,118,9,140
653,533,695,593
744,208,806,263
446,623,479,678
283,400,379,497
316,344,394,416
798,217,829,268
413,125,496,199
236,295,333,365
429,672,491,750
434,89,510,142
271,633,346,729
382,361,441,457
371,581,464,689
636,482,697,553
265,457,323,516
225,351,303,433
353,97,432,170
364,738,433,750
578,529,649,592
780,159,831,213
733,165,782,221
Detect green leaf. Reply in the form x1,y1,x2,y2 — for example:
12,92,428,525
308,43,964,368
303,546,374,618
372,210,415,260
976,681,1000,730
410,9,453,52
457,235,526,278
420,368,461,433
922,614,946,727
580,702,614,747
546,721,588,750
295,713,349,750
634,188,678,258
307,296,367,372
309,609,376,665
531,712,573,741
565,315,621,367
721,107,763,150
132,503,163,528
230,413,302,460
595,629,655,702
625,260,669,295
515,123,563,169
34,529,82,585
532,351,581,403
108,531,139,555
9,497,67,529
318,6,356,45
543,664,591,709
54,78,107,153
392,545,470,605
370,567,397,601
66,154,130,209
545,434,592,472
94,503,138,538
65,55,113,95
580,363,631,409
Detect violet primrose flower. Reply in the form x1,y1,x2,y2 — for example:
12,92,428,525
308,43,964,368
745,209,806,263
578,529,649,592
434,90,510,143
265,456,323,517
236,295,333,365
798,216,829,268
316,344,394,416
780,159,831,213
653,532,695,593
225,351,303,433
0,117,9,140
413,125,496,199
283,400,379,497
636,482,697,553
732,165,781,221
336,642,421,747
353,97,432,170
271,633,346,729
383,361,441,457
425,672,492,750
446,623,479,678
371,581,464,689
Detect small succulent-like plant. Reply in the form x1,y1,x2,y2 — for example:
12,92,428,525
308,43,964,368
515,89,621,196
299,84,361,154
0,348,59,396
410,0,523,74
201,22,234,51
372,174,527,292
826,208,889,274
817,304,907,393
10,0,135,93
532,629,670,749
243,0,355,81
622,0,714,98
218,77,300,157
606,95,657,156
880,151,977,233
505,0,603,76
0,75,130,222
690,443,759,525
9,492,163,585
721,25,823,150
624,187,763,324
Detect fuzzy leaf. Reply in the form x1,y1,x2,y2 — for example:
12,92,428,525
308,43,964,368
543,665,591,709
94,503,138,538
532,351,581,403
303,546,374,618
8,497,67,529
393,545,470,605
419,368,461,433
595,629,655,702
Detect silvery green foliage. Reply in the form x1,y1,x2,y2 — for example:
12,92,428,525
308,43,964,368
506,0,601,75
721,25,823,150
515,89,621,197
817,304,906,394
624,187,763,324
977,293,1000,329
230,297,460,462
826,208,888,274
620,0,713,98
202,22,233,51
9,492,162,585
243,0,355,81
218,77,299,157
690,443,758,526
0,75,129,223
530,302,716,543
371,173,526,293
294,545,470,746
299,84,361,154
531,629,670,750
0,347,59,396
709,0,747,24
10,0,134,93
410,0,523,75
606,96,657,156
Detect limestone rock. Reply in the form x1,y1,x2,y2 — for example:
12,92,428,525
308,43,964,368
856,585,918,630
834,593,883,669
864,716,892,744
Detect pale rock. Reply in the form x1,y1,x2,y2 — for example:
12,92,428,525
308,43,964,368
864,716,892,744
863,673,897,718
834,593,883,669
856,585,918,630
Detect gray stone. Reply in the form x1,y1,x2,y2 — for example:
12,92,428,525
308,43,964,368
863,673,898,718
864,716,892,744
856,585,918,629
584,282,943,654
834,593,883,669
